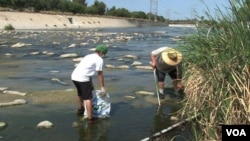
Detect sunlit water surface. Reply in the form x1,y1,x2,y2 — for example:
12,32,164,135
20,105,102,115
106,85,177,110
0,26,196,141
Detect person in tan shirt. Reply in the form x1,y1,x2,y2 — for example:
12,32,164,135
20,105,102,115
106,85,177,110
150,47,184,99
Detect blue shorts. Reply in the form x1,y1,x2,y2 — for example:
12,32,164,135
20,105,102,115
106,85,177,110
72,80,94,100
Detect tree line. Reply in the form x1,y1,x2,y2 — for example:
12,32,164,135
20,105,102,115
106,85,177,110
0,0,166,22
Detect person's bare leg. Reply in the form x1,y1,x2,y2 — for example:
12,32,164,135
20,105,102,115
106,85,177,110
77,96,83,109
85,100,92,120
158,81,164,93
77,96,84,115
158,81,165,99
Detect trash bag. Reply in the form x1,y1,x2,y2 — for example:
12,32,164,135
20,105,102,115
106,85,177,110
84,90,111,118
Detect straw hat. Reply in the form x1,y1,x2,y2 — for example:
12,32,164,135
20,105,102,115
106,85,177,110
161,48,182,66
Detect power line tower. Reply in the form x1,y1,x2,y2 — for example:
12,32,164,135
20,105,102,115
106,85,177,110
149,0,158,22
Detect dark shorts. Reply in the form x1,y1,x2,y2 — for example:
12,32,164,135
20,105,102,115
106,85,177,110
156,67,177,82
72,80,94,100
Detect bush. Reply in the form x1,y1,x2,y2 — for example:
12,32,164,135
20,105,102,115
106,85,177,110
4,24,15,30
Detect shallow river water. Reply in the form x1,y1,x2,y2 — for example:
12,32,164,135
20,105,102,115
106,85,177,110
0,26,196,141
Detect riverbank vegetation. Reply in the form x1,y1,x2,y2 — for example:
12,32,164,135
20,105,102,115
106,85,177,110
0,0,166,22
3,24,15,30
179,0,249,140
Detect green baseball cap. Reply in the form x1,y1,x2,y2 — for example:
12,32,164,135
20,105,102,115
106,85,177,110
95,44,108,55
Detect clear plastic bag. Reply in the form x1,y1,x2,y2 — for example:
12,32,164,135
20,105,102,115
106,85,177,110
84,90,111,118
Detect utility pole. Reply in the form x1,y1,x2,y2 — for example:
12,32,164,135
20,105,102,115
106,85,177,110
149,0,158,22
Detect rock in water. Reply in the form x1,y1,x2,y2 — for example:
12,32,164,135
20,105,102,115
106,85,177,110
135,91,154,96
72,121,80,128
3,90,26,96
0,122,7,129
36,120,53,129
0,99,27,107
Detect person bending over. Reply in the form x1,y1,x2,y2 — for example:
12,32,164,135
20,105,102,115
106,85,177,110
150,47,184,99
71,44,108,122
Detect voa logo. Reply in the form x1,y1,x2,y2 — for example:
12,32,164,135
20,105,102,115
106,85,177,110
226,129,246,136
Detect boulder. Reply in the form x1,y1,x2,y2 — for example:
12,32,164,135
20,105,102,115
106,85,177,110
134,66,153,70
105,64,115,68
135,91,154,96
36,120,53,129
0,99,27,107
68,43,76,48
0,87,8,92
60,53,78,58
3,90,26,96
0,122,7,129
51,78,68,85
123,55,137,60
11,42,28,48
72,57,83,62
116,65,129,69
131,61,142,66
124,95,136,99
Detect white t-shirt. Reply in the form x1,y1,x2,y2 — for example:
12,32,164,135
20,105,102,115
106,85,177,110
71,53,103,82
151,46,170,56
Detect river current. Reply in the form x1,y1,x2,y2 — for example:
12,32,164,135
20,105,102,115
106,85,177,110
0,26,196,141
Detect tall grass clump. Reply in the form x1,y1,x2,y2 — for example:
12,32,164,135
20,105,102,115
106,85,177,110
178,0,250,140
4,24,15,30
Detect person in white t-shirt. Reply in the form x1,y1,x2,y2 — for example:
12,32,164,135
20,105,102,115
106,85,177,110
150,47,184,99
71,44,108,123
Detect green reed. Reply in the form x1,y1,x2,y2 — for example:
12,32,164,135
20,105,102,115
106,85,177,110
177,0,250,140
